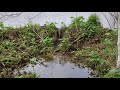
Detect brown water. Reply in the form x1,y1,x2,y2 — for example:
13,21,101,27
14,54,94,78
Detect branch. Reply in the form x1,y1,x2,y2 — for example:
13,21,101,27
29,12,43,20
101,12,112,29
0,12,23,21
32,26,43,40
109,12,120,29
109,12,117,24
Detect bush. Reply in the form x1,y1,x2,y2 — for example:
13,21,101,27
70,16,85,30
41,36,53,47
58,37,72,53
0,22,4,30
83,13,101,39
104,68,120,78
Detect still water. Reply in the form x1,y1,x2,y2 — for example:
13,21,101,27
2,12,114,28
14,54,94,78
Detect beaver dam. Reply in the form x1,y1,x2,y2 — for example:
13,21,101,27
0,14,118,78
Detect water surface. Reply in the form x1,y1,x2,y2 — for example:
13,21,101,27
1,12,114,28
15,54,94,78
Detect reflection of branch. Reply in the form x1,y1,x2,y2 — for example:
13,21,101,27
108,12,119,29
102,12,112,29
109,12,117,24
29,12,43,20
0,12,23,21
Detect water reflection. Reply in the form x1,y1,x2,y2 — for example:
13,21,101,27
15,54,94,78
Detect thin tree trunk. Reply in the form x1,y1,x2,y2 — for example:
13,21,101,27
117,16,120,68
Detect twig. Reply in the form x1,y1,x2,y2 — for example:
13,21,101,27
1,62,5,67
75,12,79,32
17,48,24,53
109,12,117,25
102,12,112,29
32,26,43,40
0,12,23,20
29,12,43,20
71,34,81,44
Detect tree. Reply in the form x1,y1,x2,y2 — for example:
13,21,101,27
102,12,120,68
114,12,120,68
108,12,120,68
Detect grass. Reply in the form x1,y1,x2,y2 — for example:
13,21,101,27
14,71,39,78
74,30,117,77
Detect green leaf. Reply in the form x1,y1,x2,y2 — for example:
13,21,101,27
30,57,37,64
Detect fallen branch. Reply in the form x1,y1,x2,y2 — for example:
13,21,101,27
32,26,43,40
71,33,82,44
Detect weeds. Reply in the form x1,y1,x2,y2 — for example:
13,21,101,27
14,71,39,78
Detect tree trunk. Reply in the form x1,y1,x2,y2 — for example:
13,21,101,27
117,15,120,68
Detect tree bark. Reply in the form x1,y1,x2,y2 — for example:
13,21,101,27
117,15,120,68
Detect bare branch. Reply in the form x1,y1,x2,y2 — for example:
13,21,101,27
0,12,23,21
101,12,112,29
109,12,118,24
29,12,43,20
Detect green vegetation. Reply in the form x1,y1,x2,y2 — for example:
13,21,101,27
14,71,39,78
0,13,118,78
59,14,117,78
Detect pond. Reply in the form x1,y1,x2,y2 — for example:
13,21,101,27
14,53,95,78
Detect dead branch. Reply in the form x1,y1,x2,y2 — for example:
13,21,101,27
29,12,43,20
101,12,112,29
0,12,23,21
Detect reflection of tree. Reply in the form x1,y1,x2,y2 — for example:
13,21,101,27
102,12,120,68
101,12,119,29
29,12,43,20
0,12,23,21
108,12,120,68
0,12,43,21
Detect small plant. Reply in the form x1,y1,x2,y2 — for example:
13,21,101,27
61,22,67,30
104,68,120,78
103,38,113,47
70,16,85,30
45,22,57,35
40,36,54,55
14,71,39,78
2,41,16,50
30,57,37,65
75,48,91,58
85,51,103,69
87,13,101,26
0,22,5,30
41,36,53,47
83,14,101,39
58,37,72,53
